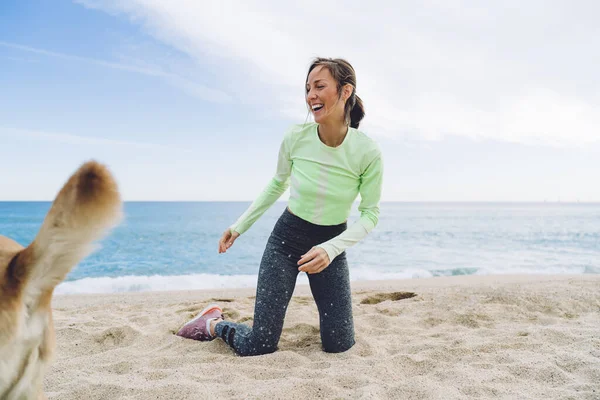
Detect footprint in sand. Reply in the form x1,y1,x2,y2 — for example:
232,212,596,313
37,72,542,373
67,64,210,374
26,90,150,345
360,292,417,305
101,360,134,375
93,326,138,348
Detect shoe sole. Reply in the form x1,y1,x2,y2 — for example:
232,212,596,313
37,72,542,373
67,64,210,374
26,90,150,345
182,303,222,328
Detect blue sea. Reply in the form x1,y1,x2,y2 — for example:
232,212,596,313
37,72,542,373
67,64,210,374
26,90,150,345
1,202,598,294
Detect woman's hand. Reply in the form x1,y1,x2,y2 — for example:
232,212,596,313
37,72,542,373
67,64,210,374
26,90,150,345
297,246,331,274
218,228,240,253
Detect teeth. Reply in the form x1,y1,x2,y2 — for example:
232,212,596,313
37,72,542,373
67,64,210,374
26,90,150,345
312,104,323,110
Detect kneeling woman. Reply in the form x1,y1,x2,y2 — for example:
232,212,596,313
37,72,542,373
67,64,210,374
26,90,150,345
178,57,383,356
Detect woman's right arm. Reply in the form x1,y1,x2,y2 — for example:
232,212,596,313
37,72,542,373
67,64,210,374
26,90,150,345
218,130,293,253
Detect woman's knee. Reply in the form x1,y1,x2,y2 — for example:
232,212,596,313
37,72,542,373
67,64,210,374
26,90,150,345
320,324,355,353
235,343,278,357
322,338,355,354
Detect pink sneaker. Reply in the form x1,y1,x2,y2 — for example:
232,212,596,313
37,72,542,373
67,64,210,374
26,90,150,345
177,304,223,341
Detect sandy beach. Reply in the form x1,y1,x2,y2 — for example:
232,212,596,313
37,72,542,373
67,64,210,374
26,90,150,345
45,275,600,399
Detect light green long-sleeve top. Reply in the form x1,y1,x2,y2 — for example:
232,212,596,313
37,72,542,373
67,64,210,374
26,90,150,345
230,122,383,262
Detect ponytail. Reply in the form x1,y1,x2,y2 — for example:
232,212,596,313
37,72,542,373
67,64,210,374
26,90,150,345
346,93,365,128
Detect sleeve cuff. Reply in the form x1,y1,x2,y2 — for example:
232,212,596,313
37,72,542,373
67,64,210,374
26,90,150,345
316,243,339,263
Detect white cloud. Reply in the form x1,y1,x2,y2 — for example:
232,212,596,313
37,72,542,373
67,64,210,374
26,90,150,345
74,0,600,147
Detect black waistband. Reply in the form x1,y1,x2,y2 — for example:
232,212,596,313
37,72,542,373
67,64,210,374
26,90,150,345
278,207,347,237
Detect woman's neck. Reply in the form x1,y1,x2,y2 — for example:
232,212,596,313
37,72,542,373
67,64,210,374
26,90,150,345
317,120,349,148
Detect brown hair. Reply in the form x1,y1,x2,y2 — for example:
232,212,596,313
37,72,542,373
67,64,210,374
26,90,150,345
306,57,365,128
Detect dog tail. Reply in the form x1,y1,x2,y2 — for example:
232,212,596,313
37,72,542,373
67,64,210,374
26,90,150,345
17,161,122,295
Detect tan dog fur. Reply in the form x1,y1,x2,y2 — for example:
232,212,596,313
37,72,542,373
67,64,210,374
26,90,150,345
0,161,122,399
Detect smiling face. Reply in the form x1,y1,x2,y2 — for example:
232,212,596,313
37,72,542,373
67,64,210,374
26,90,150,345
305,65,346,125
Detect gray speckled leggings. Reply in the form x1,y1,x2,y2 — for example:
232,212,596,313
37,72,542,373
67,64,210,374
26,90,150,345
215,208,355,356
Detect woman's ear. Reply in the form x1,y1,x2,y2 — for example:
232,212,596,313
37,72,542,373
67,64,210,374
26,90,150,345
343,84,354,101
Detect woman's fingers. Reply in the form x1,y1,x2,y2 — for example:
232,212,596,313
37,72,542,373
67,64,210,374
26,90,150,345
220,229,240,253
298,247,330,274
298,247,317,266
218,229,231,253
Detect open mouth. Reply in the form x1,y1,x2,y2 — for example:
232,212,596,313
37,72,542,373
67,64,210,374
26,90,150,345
311,104,324,113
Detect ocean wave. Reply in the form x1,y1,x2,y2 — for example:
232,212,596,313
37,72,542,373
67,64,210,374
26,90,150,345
55,265,594,295
55,268,439,295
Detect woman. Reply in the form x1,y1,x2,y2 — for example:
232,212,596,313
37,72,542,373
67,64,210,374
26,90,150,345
177,57,383,356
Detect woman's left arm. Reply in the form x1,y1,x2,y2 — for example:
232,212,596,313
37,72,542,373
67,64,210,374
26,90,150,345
298,154,383,273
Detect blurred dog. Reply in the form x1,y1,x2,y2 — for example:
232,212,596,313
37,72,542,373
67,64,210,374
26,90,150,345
0,161,122,399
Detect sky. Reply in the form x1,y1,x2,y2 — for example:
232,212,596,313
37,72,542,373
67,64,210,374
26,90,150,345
1,0,599,202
